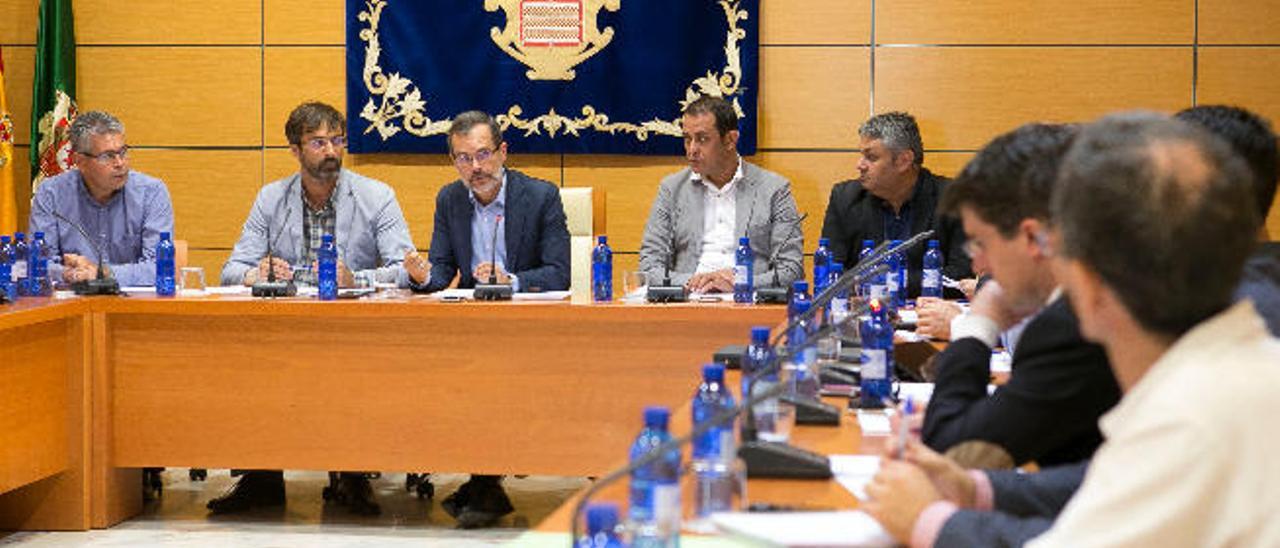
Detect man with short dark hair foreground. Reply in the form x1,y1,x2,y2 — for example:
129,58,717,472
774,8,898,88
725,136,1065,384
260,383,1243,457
865,113,1280,546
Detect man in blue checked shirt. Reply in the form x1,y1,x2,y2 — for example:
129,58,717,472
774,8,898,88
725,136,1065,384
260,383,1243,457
28,110,174,287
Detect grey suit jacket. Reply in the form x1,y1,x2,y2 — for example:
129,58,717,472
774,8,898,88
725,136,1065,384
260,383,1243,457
935,461,1088,547
220,169,416,287
639,161,804,288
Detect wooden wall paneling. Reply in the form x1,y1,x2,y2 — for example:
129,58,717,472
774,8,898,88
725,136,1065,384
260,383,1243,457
1197,48,1280,131
562,155,688,253
1199,0,1280,45
12,145,31,228
0,0,37,44
125,149,264,249
3,46,34,146
265,0,346,45
77,47,262,147
876,1,1192,45
263,46,345,147
924,152,977,178
753,151,860,251
875,47,1193,151
74,0,261,45
758,47,870,150
760,0,870,45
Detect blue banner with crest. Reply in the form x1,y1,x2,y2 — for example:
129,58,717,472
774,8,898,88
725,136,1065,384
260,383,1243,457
345,0,758,155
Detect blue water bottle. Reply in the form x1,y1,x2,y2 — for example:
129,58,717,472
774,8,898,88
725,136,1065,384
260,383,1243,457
742,326,773,398
28,232,51,296
893,240,908,308
592,235,612,302
829,262,849,324
155,232,176,296
859,299,895,408
691,363,738,520
813,237,832,294
13,232,29,296
628,406,680,547
922,239,943,298
857,239,874,297
317,234,338,301
734,236,753,303
787,279,810,320
0,235,13,301
579,503,625,548
884,239,903,311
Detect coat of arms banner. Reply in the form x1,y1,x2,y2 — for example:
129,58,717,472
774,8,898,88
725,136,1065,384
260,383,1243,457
345,0,759,155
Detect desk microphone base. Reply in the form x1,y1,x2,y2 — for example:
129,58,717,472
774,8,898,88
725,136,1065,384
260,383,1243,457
783,395,842,426
738,441,832,479
754,287,789,304
646,285,687,303
474,284,513,301
252,281,297,297
72,278,122,296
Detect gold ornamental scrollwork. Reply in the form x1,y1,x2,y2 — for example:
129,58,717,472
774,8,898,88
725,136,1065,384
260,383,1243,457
357,0,750,142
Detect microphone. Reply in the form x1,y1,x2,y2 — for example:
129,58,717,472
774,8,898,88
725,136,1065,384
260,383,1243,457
646,204,688,303
474,213,513,301
754,212,808,304
252,202,297,297
36,200,121,296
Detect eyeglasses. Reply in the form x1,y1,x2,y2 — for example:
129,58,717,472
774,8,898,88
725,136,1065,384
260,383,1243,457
303,136,348,151
80,146,129,164
452,148,495,167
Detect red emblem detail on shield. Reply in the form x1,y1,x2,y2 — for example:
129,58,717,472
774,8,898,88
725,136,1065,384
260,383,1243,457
520,0,583,47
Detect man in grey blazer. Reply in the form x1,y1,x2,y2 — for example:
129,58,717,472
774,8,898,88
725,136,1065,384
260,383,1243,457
210,102,414,516
220,102,416,289
640,95,803,293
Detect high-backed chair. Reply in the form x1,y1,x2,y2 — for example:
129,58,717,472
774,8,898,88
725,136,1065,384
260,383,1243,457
558,187,607,303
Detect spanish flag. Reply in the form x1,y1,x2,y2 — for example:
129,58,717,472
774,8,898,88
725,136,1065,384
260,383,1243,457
0,50,16,235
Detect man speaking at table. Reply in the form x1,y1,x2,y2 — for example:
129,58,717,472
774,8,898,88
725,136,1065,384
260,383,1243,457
404,110,569,528
209,101,417,516
220,101,416,289
637,95,802,294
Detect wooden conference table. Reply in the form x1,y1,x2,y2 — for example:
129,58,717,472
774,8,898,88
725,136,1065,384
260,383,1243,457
0,294,782,531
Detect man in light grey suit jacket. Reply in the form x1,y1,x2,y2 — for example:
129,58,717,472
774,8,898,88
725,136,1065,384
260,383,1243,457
640,96,803,293
211,102,414,517
220,102,416,289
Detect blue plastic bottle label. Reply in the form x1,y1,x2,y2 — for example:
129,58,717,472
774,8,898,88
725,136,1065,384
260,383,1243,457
734,265,749,285
924,270,941,290
861,349,887,379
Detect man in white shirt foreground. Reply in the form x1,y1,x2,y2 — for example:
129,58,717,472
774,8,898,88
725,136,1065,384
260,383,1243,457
865,112,1280,547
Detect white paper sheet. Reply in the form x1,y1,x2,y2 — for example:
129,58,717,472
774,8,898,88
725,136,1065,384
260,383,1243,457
712,510,895,547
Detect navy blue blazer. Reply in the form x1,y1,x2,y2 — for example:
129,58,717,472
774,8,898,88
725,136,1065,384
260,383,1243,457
421,169,570,293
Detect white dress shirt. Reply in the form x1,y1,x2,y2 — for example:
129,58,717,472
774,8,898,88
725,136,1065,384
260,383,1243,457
1028,301,1280,547
693,159,744,274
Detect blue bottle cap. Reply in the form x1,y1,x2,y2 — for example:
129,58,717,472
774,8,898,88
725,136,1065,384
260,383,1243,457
322,233,334,243
831,262,844,274
818,237,830,247
862,239,873,247
892,239,903,245
598,235,607,244
792,279,808,292
750,326,770,343
160,231,171,240
928,239,940,248
585,503,620,534
15,232,24,239
1,235,9,243
739,236,749,246
643,406,670,429
702,363,725,383
33,231,43,239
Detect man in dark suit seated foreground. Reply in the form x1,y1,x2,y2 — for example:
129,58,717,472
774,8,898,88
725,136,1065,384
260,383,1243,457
404,111,570,528
865,113,1280,547
921,123,1121,469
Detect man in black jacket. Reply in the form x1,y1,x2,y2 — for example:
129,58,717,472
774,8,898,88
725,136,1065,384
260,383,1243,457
820,112,970,297
921,123,1121,468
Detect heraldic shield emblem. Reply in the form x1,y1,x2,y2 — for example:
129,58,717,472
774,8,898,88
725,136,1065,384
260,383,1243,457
485,0,621,81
